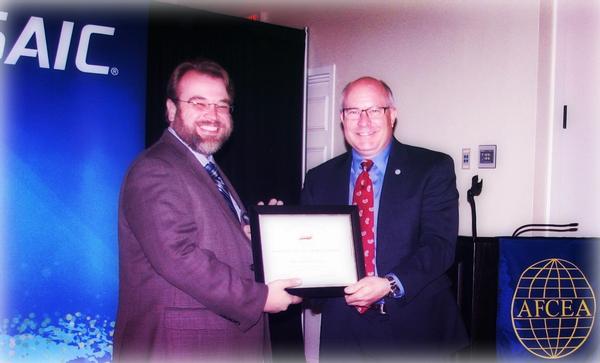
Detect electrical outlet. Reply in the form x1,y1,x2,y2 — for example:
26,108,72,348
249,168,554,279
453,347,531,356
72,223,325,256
479,145,497,169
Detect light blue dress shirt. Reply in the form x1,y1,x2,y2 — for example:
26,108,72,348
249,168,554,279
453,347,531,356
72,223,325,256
168,127,243,221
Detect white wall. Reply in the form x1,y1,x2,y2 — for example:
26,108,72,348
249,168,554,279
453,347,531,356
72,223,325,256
170,0,598,238
268,0,542,237
545,0,600,237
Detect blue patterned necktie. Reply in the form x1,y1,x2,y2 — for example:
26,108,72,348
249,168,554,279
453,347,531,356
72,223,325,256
204,162,239,221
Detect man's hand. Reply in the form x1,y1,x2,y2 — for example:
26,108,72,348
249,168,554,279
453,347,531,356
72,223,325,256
245,199,283,239
344,276,390,307
258,198,284,206
264,278,303,313
243,225,252,239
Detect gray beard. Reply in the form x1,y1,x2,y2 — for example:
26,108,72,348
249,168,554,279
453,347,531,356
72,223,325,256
172,119,232,155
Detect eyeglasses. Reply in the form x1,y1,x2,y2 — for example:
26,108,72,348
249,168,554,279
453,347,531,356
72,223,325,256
342,106,390,121
174,98,233,115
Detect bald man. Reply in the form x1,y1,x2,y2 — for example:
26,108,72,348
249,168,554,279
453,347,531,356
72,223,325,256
301,77,467,361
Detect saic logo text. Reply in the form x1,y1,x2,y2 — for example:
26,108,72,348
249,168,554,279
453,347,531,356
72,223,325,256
0,11,117,75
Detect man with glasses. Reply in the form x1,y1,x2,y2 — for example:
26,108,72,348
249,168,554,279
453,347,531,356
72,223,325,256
114,59,302,362
301,77,467,361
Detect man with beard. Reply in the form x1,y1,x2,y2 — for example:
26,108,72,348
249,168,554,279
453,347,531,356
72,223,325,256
113,59,302,362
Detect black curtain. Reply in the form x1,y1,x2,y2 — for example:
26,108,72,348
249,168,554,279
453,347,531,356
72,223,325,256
146,2,304,205
146,2,305,360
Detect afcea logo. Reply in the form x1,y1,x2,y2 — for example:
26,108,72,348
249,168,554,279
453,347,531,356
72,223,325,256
0,11,118,75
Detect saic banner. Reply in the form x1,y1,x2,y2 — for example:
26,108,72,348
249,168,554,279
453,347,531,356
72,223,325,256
0,4,147,362
497,237,599,361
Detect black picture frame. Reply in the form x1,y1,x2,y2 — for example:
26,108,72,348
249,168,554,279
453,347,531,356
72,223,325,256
250,205,365,297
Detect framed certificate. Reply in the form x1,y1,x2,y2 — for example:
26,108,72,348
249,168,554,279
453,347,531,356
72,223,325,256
250,205,365,297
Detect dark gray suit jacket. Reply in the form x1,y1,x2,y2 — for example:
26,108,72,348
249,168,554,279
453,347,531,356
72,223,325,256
114,130,269,362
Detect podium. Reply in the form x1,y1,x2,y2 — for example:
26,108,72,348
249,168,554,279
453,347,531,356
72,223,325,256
453,236,599,361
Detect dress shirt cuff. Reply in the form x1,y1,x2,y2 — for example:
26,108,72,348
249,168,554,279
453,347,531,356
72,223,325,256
385,273,405,299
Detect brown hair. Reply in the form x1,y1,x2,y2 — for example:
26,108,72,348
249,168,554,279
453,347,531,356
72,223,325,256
166,58,234,102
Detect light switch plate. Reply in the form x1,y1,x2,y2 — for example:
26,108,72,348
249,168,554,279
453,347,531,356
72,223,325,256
462,148,470,169
479,145,497,169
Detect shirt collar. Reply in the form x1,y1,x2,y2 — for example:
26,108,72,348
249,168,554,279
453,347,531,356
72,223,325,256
351,141,392,174
168,127,214,166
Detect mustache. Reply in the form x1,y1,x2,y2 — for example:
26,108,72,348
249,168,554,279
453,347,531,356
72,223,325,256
195,119,224,127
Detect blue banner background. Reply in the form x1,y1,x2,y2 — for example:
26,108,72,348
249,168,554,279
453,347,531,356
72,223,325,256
1,5,147,362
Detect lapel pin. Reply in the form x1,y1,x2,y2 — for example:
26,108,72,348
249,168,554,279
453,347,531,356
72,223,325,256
395,169,401,175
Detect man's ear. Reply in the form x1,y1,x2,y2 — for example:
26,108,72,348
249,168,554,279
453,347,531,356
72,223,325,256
166,98,177,123
389,107,398,128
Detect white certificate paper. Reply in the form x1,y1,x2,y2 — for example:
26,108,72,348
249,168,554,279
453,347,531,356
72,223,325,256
258,213,359,288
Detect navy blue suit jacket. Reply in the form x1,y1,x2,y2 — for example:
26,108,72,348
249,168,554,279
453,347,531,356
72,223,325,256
301,139,467,358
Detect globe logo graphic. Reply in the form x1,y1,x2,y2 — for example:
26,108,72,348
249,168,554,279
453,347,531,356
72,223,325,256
511,258,596,359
